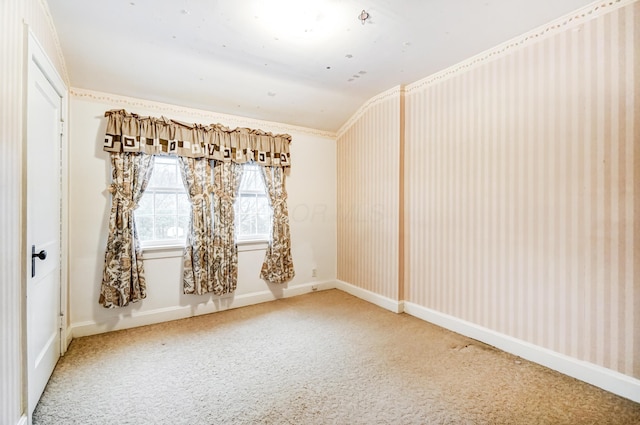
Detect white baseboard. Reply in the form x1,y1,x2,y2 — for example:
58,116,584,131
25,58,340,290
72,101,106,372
403,301,640,404
282,280,336,297
68,280,639,404
71,280,337,338
64,326,72,351
15,415,27,425
335,280,404,313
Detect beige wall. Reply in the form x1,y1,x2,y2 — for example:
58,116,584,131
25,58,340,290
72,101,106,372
405,0,638,378
336,88,403,301
337,0,639,380
0,0,67,423
68,90,337,336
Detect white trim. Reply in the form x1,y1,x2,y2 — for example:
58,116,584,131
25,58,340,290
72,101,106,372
403,302,640,404
237,240,269,252
139,241,270,259
64,326,72,351
336,86,403,138
140,246,184,260
66,279,640,403
36,0,70,86
71,280,337,338
405,0,634,94
70,88,336,139
335,280,404,314
27,30,70,353
16,415,27,425
25,31,69,353
24,29,70,420
58,72,70,359
140,239,187,250
283,280,336,298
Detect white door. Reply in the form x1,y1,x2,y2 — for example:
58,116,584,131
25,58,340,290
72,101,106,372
26,42,63,418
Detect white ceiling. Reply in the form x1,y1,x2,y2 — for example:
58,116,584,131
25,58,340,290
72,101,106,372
48,0,595,132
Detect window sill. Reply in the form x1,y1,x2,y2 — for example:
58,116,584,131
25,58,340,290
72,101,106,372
139,239,269,259
237,239,269,252
140,244,184,260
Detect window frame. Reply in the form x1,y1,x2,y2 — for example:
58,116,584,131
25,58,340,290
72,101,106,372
135,158,272,250
235,163,271,244
135,156,190,249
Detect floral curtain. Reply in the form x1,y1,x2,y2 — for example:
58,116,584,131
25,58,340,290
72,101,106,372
212,161,244,295
260,166,295,283
101,109,295,306
178,157,215,295
100,152,155,308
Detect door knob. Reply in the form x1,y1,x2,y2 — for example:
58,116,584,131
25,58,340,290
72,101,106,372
31,245,47,277
33,249,47,260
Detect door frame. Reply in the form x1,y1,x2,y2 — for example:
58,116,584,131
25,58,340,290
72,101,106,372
22,27,69,419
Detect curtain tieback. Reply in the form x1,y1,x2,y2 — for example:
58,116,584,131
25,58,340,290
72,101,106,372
108,183,137,210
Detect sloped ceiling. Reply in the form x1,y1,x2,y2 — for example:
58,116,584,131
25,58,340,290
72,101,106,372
48,0,595,132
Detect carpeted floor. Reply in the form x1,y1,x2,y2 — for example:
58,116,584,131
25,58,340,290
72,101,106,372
34,289,640,424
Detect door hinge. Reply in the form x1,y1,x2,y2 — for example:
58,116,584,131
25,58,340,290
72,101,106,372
59,120,65,136
59,314,65,330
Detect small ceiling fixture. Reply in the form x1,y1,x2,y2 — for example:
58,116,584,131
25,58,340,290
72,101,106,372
358,9,369,25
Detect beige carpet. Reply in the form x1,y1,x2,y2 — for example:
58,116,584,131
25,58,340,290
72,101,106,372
34,289,640,424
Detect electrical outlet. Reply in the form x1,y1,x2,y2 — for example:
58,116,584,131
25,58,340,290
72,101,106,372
311,268,317,277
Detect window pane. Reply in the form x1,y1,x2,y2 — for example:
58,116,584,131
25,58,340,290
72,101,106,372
177,193,191,215
155,193,177,215
239,170,253,191
238,196,256,215
256,196,270,215
239,165,267,193
136,193,153,215
136,215,154,241
136,157,189,245
243,171,258,191
149,160,181,188
238,213,254,235
155,215,177,240
257,214,271,235
236,163,271,240
178,215,190,236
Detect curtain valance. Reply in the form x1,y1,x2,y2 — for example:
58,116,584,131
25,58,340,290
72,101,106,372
103,109,292,167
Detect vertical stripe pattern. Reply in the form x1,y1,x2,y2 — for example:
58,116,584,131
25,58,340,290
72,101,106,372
405,2,638,377
337,88,402,301
0,1,24,423
0,1,67,423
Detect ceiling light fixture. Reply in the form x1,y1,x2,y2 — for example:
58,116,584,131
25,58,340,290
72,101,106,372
358,9,369,25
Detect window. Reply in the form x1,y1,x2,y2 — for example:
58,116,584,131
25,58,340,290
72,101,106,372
136,158,271,247
135,156,190,247
236,163,271,242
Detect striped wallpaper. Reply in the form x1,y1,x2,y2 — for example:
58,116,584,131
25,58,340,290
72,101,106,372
337,87,402,301
0,1,67,423
0,1,24,422
405,0,638,378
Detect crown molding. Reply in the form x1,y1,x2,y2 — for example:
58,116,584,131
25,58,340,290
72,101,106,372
70,88,336,139
336,85,404,139
336,0,632,137
38,0,70,86
406,0,632,93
